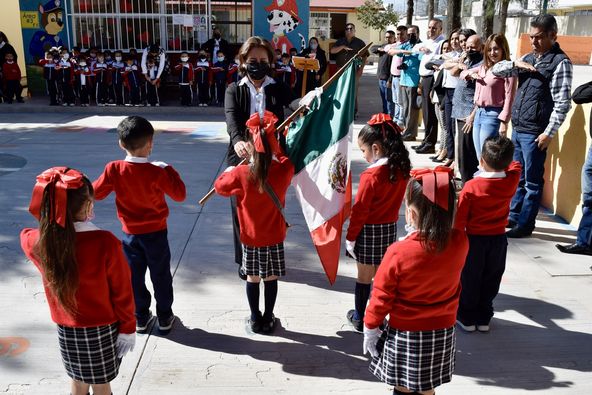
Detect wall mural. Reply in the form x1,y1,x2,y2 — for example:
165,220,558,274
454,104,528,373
253,0,309,54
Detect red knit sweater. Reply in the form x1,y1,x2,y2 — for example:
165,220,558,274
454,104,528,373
346,161,408,241
455,161,521,235
93,160,186,234
214,154,294,247
2,62,21,81
364,229,469,331
20,228,136,334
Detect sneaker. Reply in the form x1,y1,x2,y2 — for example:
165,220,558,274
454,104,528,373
146,104,152,107
477,324,490,332
136,311,155,334
158,314,176,334
155,103,160,107
346,309,363,332
456,319,476,332
261,314,276,334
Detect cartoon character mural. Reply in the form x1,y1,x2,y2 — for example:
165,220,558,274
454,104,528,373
254,0,309,55
28,0,65,61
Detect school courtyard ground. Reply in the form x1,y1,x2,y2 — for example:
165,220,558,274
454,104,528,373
0,66,591,395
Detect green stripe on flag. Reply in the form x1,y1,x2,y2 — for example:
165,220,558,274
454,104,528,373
286,61,357,174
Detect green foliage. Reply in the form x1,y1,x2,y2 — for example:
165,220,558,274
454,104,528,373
356,0,399,32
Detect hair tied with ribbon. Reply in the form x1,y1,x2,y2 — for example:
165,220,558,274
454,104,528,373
367,113,403,138
410,166,454,211
245,110,281,155
29,167,85,227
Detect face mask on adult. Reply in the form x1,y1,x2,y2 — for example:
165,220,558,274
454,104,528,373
466,50,482,62
214,33,221,39
246,61,270,81
310,43,318,50
408,33,418,45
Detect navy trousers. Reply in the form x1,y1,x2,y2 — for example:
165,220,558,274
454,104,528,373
122,229,174,320
458,234,508,326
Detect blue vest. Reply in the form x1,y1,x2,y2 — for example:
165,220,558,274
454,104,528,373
512,43,568,134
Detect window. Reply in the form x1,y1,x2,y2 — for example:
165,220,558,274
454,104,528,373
310,12,330,42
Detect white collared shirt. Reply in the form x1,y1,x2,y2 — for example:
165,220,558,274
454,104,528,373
74,221,100,232
238,75,275,117
418,34,445,77
368,157,388,169
473,169,506,179
124,155,149,163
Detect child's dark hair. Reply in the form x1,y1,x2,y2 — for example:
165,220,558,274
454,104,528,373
405,177,456,253
35,172,93,315
117,116,154,151
248,133,273,192
358,122,411,182
482,136,514,171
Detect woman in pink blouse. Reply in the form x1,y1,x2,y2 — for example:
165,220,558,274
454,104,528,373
462,34,516,157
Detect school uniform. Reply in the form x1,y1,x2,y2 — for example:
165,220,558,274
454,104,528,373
346,158,408,265
74,64,91,105
57,59,75,105
365,229,469,392
214,153,294,278
274,63,296,89
92,61,110,105
194,59,210,105
2,61,22,103
454,161,521,326
123,64,141,105
175,62,194,106
110,60,126,105
211,60,228,105
145,65,160,106
226,62,239,85
20,222,135,384
93,157,186,322
39,58,58,105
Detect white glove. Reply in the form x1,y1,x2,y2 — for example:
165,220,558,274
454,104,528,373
151,161,168,168
298,87,323,109
223,166,235,173
116,333,136,358
363,325,381,358
345,239,356,260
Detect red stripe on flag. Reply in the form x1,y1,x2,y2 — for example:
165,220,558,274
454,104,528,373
310,173,352,284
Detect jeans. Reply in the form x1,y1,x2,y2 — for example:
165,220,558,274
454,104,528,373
509,132,547,232
420,75,438,146
391,76,401,122
577,145,592,247
456,119,479,183
378,79,392,115
473,106,502,157
444,88,456,159
122,229,174,320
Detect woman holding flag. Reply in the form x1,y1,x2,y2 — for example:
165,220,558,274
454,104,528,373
224,36,295,280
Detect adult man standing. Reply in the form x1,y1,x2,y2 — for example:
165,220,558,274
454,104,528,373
372,30,395,115
413,18,444,153
202,28,230,61
330,23,367,119
492,14,573,238
387,26,408,126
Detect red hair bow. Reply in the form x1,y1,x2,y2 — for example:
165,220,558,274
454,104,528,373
28,167,85,227
245,110,281,154
367,113,402,138
410,166,454,211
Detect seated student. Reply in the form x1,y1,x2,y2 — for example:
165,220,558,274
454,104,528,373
211,50,228,106
194,50,210,107
174,51,194,106
455,136,521,332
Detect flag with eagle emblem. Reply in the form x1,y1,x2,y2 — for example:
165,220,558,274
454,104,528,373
286,60,355,284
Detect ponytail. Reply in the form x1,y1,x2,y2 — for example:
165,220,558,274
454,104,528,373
249,131,273,192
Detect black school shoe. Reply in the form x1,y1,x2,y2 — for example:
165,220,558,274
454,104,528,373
158,314,176,335
506,226,532,238
261,314,276,334
556,243,592,256
136,311,155,334
346,309,363,332
249,312,264,333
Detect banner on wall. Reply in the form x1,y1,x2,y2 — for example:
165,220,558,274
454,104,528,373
19,0,71,64
253,0,309,55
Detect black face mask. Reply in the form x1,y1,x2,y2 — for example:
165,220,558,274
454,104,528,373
214,33,221,39
408,34,418,45
466,50,483,62
246,61,270,80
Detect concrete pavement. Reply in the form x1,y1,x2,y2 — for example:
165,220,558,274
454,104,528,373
0,70,591,395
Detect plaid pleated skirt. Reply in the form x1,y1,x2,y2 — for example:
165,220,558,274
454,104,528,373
57,323,120,384
369,325,456,391
354,223,397,265
242,242,286,278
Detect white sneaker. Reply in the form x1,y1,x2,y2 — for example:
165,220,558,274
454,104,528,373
155,103,160,107
477,324,490,332
456,320,476,332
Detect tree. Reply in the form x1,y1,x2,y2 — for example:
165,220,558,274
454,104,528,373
407,0,414,25
427,0,435,19
482,0,496,38
447,0,462,33
357,0,400,34
499,0,511,35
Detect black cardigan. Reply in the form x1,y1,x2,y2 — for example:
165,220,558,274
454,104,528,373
224,80,294,165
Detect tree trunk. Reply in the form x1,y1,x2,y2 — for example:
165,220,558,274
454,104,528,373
482,0,496,38
428,0,435,19
406,0,414,25
434,0,440,15
447,0,462,34
499,0,511,35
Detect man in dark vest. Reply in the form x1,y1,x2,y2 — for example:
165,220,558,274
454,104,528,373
492,14,573,238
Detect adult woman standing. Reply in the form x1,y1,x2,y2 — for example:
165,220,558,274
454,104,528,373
298,37,327,95
462,34,516,157
225,36,294,279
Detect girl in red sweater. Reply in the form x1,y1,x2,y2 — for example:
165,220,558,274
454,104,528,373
363,167,469,395
20,167,135,395
215,111,294,334
345,113,411,332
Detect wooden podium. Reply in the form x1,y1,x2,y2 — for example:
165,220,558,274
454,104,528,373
292,56,321,98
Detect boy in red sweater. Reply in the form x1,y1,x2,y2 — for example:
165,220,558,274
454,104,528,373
455,136,521,332
93,116,186,335
2,53,23,103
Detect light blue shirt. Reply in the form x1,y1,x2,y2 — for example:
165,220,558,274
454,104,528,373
398,41,421,88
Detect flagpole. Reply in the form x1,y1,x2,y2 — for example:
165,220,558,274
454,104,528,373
198,42,373,206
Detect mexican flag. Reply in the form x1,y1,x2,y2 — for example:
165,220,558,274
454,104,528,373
286,61,356,284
